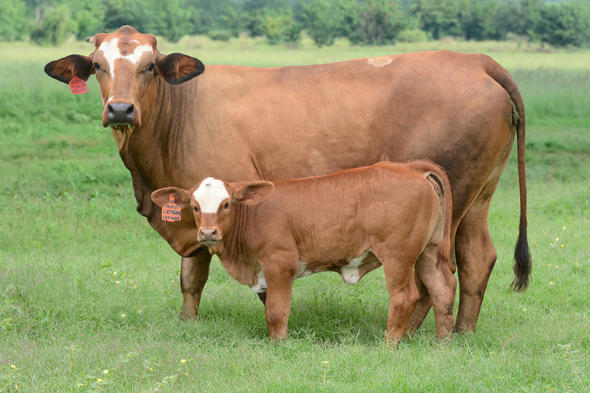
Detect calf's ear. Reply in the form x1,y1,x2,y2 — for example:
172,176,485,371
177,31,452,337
157,53,205,84
151,187,191,208
44,54,94,84
232,181,274,206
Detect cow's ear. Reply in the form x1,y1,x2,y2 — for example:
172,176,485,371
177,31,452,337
232,181,274,206
151,187,191,208
44,54,94,84
156,53,204,85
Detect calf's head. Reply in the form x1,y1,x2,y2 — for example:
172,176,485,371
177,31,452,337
151,178,274,251
44,25,204,130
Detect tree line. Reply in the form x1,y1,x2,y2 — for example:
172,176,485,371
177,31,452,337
1,0,589,48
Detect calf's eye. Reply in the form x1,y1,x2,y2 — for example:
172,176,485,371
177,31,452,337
224,202,229,209
193,206,199,213
93,63,101,71
146,63,155,72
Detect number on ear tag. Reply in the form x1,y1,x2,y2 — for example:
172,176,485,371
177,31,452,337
162,195,182,222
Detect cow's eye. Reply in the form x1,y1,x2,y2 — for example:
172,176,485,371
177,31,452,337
193,206,199,213
146,63,155,72
223,202,229,209
93,63,101,71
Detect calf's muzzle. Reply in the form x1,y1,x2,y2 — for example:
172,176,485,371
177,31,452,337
198,228,220,243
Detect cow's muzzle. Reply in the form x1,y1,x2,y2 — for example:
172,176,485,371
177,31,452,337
107,102,135,125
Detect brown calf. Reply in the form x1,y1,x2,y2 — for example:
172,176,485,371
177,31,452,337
151,161,455,342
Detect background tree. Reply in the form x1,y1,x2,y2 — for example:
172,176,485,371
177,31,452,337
0,0,31,41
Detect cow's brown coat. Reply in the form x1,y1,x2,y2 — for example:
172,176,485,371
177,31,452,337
152,161,455,342
44,25,531,333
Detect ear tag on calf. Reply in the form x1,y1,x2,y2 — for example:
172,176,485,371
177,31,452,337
162,195,182,222
69,77,88,95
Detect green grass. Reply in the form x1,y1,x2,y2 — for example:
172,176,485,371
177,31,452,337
1,37,589,392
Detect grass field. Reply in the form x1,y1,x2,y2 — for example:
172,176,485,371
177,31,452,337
1,36,589,392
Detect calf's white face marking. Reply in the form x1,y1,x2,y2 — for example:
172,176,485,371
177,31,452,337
98,38,154,78
193,177,230,213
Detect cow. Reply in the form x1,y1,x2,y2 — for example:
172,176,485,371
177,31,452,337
150,161,455,342
44,25,531,333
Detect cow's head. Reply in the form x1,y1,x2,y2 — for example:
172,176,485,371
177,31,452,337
44,25,204,129
151,178,274,252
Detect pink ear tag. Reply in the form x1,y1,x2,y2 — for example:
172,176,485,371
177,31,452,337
69,76,88,94
162,195,182,222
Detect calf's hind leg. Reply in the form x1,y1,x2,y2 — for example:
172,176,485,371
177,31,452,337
405,275,432,335
415,245,457,338
376,248,420,344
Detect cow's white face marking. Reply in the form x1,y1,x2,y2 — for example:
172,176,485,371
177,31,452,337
250,270,267,293
98,38,153,78
341,250,370,284
193,177,230,213
367,56,393,67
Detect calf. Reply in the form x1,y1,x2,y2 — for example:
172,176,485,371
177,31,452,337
151,161,455,342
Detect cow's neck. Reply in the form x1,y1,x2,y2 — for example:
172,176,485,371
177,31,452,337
214,204,260,287
112,77,196,218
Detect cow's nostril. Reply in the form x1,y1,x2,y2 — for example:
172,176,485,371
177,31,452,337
126,105,134,115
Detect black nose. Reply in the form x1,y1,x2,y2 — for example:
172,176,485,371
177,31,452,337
199,228,219,242
107,102,135,124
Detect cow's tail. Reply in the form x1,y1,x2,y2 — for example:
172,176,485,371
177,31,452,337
479,54,531,291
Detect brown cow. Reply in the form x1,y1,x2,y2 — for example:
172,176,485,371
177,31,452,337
44,25,531,333
151,161,455,342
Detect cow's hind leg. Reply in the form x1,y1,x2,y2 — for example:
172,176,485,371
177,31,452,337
415,245,457,338
454,188,498,333
180,247,212,320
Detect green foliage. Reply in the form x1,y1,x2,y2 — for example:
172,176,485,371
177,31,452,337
298,0,359,47
412,0,463,39
260,9,301,44
460,0,498,41
30,5,78,46
536,3,590,48
207,29,232,41
349,0,407,45
397,28,428,43
0,0,30,41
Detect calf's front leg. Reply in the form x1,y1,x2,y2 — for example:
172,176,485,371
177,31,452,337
261,256,296,341
180,247,212,320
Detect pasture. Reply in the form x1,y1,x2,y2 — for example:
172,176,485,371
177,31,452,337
1,36,589,392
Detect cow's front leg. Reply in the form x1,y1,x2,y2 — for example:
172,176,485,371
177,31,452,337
180,247,212,320
261,255,296,341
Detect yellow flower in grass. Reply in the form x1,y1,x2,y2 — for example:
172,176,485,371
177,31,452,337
180,359,187,364
103,369,109,375
549,281,554,285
